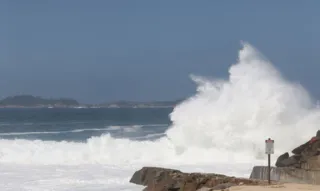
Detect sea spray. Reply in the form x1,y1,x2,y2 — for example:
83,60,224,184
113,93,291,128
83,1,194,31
166,42,320,159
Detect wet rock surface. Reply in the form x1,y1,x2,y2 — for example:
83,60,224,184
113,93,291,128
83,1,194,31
276,130,320,169
130,167,266,191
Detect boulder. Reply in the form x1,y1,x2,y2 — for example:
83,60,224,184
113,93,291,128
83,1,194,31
130,167,266,191
275,152,289,167
281,156,300,167
130,166,181,186
292,141,309,155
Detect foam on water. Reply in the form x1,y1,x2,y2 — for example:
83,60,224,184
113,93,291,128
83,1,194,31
0,42,319,190
0,125,148,136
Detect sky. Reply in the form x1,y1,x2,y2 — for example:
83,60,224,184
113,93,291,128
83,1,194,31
0,0,319,103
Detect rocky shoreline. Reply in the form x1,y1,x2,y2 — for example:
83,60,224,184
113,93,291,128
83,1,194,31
129,130,320,190
129,167,270,191
275,130,320,169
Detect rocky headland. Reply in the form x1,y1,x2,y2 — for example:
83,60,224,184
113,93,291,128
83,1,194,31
0,95,181,108
0,95,79,108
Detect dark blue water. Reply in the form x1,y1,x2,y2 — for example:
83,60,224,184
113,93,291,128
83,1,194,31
0,108,173,142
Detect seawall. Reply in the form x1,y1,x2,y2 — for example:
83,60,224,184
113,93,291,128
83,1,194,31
250,166,320,184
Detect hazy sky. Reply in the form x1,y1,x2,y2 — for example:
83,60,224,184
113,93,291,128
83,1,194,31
1,1,319,103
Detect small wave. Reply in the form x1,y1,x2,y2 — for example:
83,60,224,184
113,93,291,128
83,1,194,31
133,133,165,140
143,124,169,127
0,131,63,136
0,124,168,136
123,125,143,132
106,124,167,131
105,126,122,131
105,125,143,132
69,128,110,133
0,128,110,136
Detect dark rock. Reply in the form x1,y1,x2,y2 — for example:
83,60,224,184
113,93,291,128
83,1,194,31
317,130,320,137
130,167,265,191
300,139,320,162
130,167,181,186
275,152,289,167
292,141,309,155
130,167,183,191
275,152,301,168
292,154,302,160
280,156,299,167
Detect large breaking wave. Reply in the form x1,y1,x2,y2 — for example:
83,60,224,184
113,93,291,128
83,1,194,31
0,42,319,166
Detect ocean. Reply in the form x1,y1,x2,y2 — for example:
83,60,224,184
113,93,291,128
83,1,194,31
0,108,173,191
1,43,320,191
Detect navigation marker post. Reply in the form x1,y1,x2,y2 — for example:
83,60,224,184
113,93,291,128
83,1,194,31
265,138,274,184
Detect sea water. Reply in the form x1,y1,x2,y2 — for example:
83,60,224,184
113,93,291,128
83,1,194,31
0,42,319,191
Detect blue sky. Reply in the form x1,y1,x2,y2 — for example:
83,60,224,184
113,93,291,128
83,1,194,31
1,1,319,103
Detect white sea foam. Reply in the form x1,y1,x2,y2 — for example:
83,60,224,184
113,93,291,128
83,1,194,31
0,42,319,190
123,125,143,132
166,42,320,159
105,126,122,131
134,132,165,140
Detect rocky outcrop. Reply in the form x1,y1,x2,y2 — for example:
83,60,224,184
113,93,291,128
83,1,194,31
130,167,267,191
250,130,320,185
275,130,320,169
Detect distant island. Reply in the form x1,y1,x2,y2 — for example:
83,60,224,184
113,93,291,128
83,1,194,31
0,95,182,108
